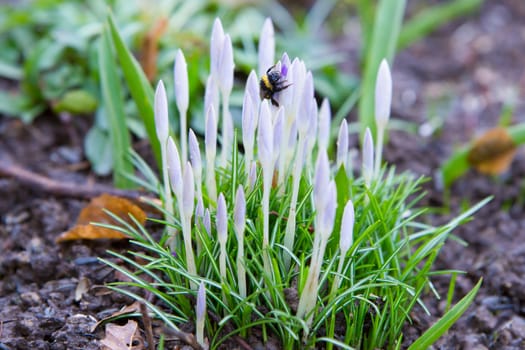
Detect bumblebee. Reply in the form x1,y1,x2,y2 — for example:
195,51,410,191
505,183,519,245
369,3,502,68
259,65,291,107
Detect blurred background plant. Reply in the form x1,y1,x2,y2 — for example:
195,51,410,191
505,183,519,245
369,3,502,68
0,0,485,187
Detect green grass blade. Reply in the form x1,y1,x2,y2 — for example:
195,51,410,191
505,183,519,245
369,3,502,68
358,0,406,137
99,24,134,189
398,0,483,50
408,278,482,350
107,13,162,170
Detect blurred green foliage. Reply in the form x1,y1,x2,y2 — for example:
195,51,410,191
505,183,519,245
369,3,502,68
0,0,352,181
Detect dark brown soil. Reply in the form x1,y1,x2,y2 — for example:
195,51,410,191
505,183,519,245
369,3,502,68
1,0,525,349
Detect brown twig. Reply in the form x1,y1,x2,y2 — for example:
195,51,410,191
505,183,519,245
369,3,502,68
0,153,148,201
163,326,204,350
140,302,155,350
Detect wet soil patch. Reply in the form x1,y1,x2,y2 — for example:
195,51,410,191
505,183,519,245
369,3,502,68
1,0,525,348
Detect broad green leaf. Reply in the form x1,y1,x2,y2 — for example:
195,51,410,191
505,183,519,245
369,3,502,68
107,13,162,170
408,279,483,350
99,24,134,188
398,0,483,50
358,0,406,137
0,59,22,80
0,91,24,117
85,125,113,175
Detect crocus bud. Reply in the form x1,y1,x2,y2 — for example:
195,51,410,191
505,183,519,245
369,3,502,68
203,208,211,236
246,70,260,110
273,107,284,163
314,151,330,211
339,200,354,255
195,197,204,226
298,72,314,135
167,137,183,198
218,34,234,96
258,18,275,77
320,181,337,239
337,120,348,169
242,93,255,158
317,99,331,151
204,75,219,119
189,129,202,181
196,281,206,347
174,50,189,114
210,18,225,80
154,80,169,144
234,186,246,237
205,105,217,157
363,127,374,186
257,101,273,167
182,162,195,218
375,59,392,130
280,52,291,74
196,281,206,320
217,193,228,245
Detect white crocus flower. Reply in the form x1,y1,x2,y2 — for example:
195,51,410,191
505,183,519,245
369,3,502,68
317,98,331,153
337,119,349,170
374,59,392,176
234,186,247,298
363,127,374,187
174,50,189,165
167,136,183,201
258,17,275,78
257,100,274,280
205,105,217,202
181,162,197,287
217,193,228,285
154,81,174,235
196,282,206,347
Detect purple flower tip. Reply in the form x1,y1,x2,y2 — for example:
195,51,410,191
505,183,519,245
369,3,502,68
280,64,288,77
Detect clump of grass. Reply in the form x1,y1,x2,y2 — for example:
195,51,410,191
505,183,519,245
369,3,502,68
102,18,485,350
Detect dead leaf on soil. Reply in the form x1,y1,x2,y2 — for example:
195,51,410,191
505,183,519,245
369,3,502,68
467,127,517,175
56,194,146,242
75,276,91,302
100,319,144,350
91,301,142,333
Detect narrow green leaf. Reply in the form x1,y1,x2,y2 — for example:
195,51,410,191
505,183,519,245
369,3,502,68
358,0,406,137
99,24,134,188
398,0,483,50
107,13,162,170
408,278,483,350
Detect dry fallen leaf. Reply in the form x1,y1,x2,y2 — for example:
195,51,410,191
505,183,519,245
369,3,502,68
100,320,144,350
56,194,146,242
140,17,168,81
91,301,142,333
75,276,91,302
467,127,517,175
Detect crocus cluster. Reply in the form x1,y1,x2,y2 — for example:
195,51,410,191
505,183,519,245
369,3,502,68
153,17,393,343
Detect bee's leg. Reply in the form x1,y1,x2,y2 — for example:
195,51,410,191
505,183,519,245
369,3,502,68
271,97,279,107
266,64,276,74
275,83,292,92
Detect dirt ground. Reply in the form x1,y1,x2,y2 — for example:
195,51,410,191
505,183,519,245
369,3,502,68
1,0,525,349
